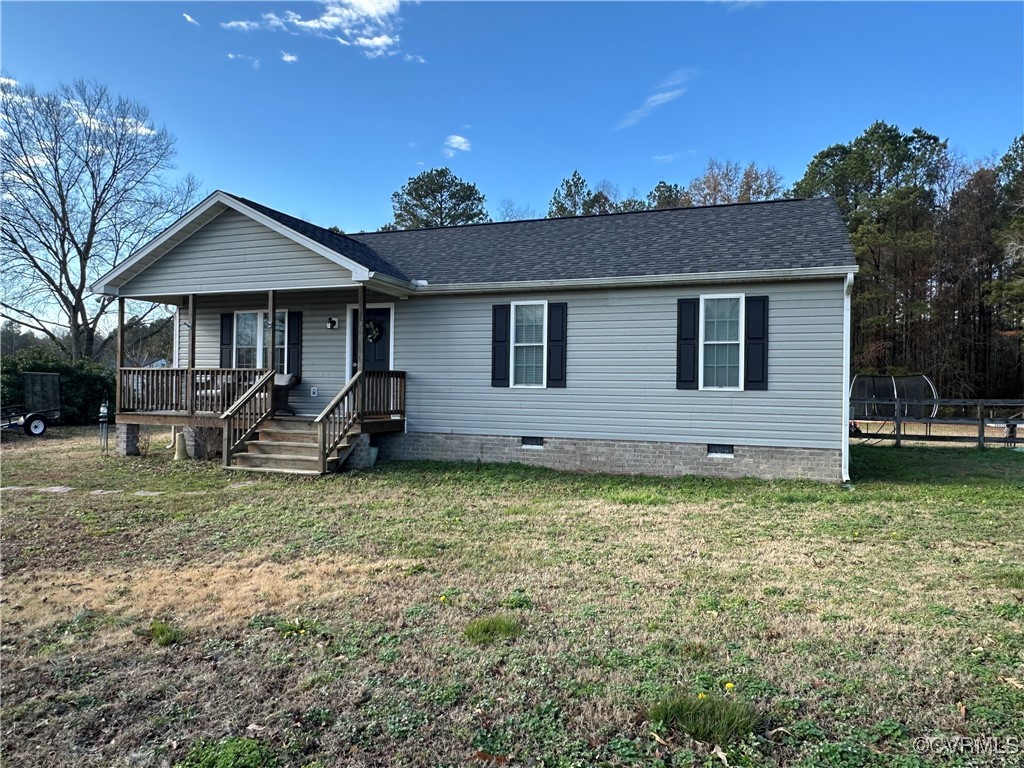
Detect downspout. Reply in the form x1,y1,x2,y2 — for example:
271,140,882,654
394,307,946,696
841,272,854,483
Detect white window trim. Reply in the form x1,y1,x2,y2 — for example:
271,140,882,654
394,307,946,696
233,310,289,371
698,293,745,391
344,303,396,382
510,300,548,389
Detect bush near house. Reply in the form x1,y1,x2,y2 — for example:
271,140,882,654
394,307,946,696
0,348,115,425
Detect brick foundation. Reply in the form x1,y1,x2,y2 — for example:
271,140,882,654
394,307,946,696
115,423,140,456
375,432,842,483
343,434,378,471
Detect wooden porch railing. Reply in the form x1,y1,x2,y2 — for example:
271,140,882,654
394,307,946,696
314,370,406,473
314,372,363,474
363,369,406,417
221,370,277,464
118,368,270,415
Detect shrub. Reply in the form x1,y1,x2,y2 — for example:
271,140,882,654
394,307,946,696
0,347,115,425
464,614,523,645
648,691,762,745
175,737,279,768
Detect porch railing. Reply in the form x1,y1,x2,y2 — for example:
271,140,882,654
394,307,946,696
314,372,363,474
364,369,406,417
118,368,270,415
314,370,407,472
221,370,277,464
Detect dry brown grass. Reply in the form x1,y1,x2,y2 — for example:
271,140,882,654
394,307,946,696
1,429,1022,767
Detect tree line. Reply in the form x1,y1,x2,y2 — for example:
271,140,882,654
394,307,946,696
385,126,1023,399
2,76,1021,398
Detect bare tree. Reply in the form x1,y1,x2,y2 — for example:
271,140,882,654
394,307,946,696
1,78,200,360
687,159,784,206
496,198,537,222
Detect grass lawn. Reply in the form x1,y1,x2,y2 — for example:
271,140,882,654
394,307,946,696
1,428,1022,767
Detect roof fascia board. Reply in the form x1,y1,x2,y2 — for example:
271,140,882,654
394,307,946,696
365,272,412,298
111,280,365,302
411,265,859,295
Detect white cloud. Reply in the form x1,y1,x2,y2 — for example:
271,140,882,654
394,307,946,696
116,116,156,136
651,153,680,164
227,53,261,69
183,13,199,26
616,71,694,130
0,76,19,89
223,1,421,62
281,51,299,63
442,134,471,158
221,20,261,31
354,33,395,51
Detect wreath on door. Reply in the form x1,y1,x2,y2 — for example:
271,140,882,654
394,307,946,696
364,319,384,344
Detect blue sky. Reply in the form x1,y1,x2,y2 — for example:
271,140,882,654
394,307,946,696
3,1,1022,233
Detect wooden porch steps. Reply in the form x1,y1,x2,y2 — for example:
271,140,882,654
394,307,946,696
232,417,354,474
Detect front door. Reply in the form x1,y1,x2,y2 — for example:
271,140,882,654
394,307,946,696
350,307,391,376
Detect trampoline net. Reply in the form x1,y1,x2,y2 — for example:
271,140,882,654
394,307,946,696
850,375,938,419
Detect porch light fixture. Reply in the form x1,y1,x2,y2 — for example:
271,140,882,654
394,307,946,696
326,317,339,330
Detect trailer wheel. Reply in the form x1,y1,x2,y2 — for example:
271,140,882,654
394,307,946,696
23,414,48,436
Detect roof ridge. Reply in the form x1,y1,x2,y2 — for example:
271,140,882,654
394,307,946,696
353,196,819,236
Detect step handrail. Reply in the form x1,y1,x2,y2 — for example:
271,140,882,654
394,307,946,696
314,371,363,473
220,369,276,465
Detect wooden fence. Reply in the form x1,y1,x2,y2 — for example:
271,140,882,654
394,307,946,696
849,399,1024,447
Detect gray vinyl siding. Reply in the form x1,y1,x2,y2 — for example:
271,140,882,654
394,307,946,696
178,280,845,451
119,209,356,297
392,280,846,451
186,290,359,416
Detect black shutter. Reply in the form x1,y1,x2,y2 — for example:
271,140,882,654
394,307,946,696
744,296,769,390
676,298,698,390
286,311,302,379
546,302,567,388
220,313,233,368
491,304,511,387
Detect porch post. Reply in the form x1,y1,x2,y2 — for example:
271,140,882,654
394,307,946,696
267,289,277,419
187,294,197,368
187,294,197,415
357,284,366,423
115,297,125,413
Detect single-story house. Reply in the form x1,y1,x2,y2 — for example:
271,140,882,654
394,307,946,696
91,191,857,482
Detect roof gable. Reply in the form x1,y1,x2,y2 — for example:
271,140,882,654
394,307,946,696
92,191,404,295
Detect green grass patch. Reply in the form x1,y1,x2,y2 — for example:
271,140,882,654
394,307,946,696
500,589,534,610
175,737,279,768
648,690,763,745
145,618,186,647
464,614,523,645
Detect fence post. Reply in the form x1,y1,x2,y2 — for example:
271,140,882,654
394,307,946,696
894,398,902,447
977,402,985,448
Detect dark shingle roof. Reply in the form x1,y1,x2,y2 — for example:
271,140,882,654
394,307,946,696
229,194,854,286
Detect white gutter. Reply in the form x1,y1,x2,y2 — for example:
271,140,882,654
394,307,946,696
841,271,854,483
410,264,858,295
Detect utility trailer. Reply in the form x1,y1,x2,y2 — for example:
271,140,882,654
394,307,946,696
1,372,61,436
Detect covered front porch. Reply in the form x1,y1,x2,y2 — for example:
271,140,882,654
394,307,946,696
92,191,415,473
113,286,406,473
